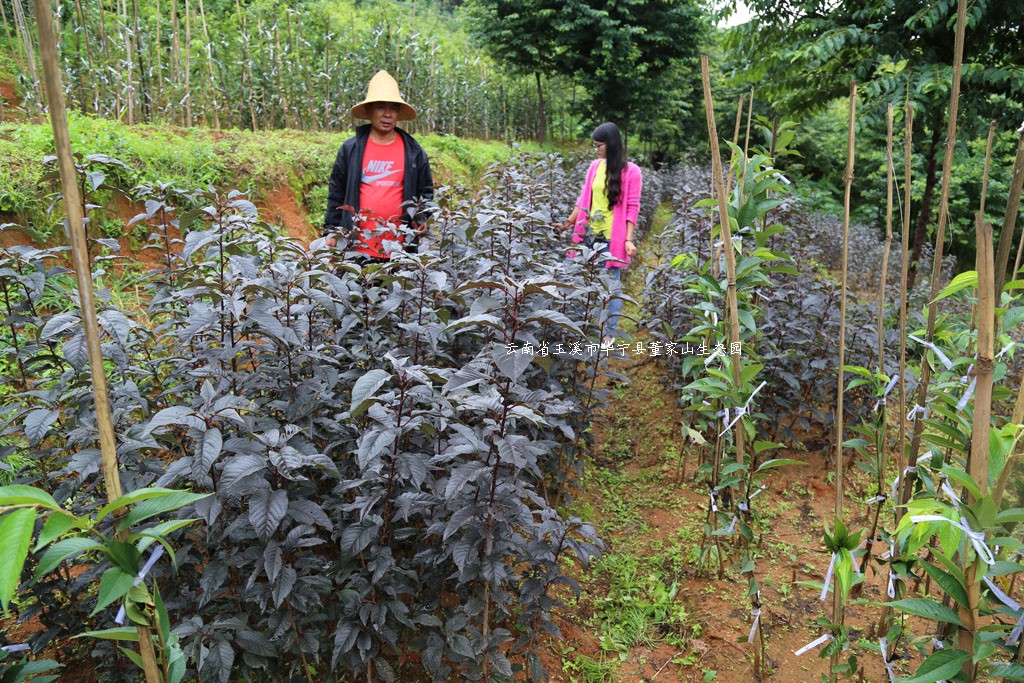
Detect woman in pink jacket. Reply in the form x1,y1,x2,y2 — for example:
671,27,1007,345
564,122,643,350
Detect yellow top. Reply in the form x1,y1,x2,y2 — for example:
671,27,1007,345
589,160,613,239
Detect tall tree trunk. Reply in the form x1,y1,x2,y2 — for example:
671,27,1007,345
286,9,317,130
71,0,90,111
96,0,114,118
257,16,269,129
132,0,150,121
170,0,181,124
274,23,289,128
184,0,193,127
12,0,43,120
122,0,135,124
534,71,546,144
237,0,258,131
0,0,26,77
197,0,220,129
322,20,331,131
153,0,163,117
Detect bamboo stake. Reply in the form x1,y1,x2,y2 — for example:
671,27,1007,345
902,0,970,506
879,97,913,647
829,82,856,683
702,54,759,668
878,105,895,374
723,92,746,204
732,94,745,152
980,121,997,218
712,93,747,281
865,104,895,578
995,125,1024,298
897,101,914,506
32,1,161,681
835,82,856,522
958,214,994,681
743,87,755,161
701,56,745,484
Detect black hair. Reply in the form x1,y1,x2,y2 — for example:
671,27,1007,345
592,122,625,206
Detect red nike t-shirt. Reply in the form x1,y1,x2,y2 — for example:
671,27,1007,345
357,136,406,258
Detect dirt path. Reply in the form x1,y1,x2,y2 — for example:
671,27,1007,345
545,352,915,682
541,208,919,682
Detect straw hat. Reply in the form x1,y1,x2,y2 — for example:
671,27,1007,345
350,71,417,121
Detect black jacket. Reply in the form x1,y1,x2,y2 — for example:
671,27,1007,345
322,124,434,235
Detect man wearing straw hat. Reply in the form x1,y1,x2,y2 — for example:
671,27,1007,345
322,70,434,260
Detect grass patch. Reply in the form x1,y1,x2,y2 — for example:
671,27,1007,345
0,113,544,238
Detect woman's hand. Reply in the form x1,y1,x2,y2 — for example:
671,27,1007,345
624,239,637,258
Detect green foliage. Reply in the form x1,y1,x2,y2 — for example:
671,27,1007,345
0,152,610,681
723,0,1024,266
0,485,204,683
466,0,710,146
7,0,577,142
0,648,61,683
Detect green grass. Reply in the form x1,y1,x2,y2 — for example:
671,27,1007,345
0,36,16,82
562,649,618,683
0,112,546,238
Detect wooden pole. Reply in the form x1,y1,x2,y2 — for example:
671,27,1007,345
980,121,997,218
700,56,745,482
897,102,914,502
742,87,755,160
959,214,994,681
835,82,856,523
878,104,894,373
31,2,161,681
829,82,856,683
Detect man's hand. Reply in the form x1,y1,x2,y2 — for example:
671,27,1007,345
413,221,427,236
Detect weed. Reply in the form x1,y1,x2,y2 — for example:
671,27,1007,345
562,650,617,683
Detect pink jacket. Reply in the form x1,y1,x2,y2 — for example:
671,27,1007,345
572,160,642,268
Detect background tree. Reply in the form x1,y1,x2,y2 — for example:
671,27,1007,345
464,0,563,143
722,0,1024,276
558,0,708,138
467,0,709,149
